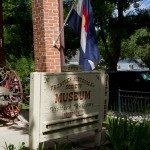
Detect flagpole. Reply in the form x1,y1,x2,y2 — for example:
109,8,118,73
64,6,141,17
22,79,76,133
53,0,79,47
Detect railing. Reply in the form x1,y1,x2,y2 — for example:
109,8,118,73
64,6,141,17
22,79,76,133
109,89,150,115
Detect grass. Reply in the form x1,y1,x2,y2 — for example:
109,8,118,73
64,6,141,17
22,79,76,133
106,117,150,150
2,142,26,150
21,104,29,110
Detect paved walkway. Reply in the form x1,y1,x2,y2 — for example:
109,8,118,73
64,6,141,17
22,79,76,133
0,110,29,149
0,110,109,149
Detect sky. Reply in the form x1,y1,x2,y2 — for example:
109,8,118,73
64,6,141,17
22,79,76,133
124,0,150,15
139,0,150,9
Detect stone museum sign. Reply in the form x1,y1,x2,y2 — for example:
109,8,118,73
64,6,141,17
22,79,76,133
29,71,108,149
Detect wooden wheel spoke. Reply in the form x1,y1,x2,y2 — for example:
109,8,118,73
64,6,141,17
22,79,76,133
0,66,23,119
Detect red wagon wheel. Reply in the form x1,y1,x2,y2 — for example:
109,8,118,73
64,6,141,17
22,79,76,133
0,65,23,119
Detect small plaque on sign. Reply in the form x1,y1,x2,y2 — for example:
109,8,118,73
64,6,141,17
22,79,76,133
62,64,82,72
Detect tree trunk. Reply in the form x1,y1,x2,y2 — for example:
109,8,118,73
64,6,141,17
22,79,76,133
109,0,124,71
110,33,121,71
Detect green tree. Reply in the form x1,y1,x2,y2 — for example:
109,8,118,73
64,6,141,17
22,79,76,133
92,0,149,70
64,0,150,71
91,0,114,69
3,0,33,60
2,0,34,78
121,28,150,68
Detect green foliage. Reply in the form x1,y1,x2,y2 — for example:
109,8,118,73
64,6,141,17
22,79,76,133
64,1,149,70
3,0,33,59
2,0,150,71
6,55,34,78
22,104,29,110
91,0,143,70
107,117,150,150
51,143,75,150
18,142,26,150
38,143,46,150
2,142,75,150
38,142,76,150
2,142,26,150
6,55,34,96
2,0,33,97
121,28,150,67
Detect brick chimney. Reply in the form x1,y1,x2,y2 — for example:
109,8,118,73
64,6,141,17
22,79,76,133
32,0,64,72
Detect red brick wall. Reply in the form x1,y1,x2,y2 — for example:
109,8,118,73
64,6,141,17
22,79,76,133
32,0,62,72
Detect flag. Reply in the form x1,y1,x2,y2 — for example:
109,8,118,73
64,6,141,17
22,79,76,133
66,0,100,71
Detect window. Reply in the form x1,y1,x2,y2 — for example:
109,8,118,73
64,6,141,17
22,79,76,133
129,64,134,69
117,65,120,70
